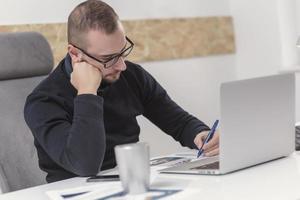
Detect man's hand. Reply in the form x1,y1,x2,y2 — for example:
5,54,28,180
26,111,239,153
70,61,102,95
194,130,219,156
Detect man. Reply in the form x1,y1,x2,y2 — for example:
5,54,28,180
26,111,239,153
24,0,219,183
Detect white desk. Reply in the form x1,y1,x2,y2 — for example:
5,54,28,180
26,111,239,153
1,152,300,200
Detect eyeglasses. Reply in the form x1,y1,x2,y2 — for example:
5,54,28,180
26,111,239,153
71,36,134,68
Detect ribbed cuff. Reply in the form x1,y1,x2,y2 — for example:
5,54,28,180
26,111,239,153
182,122,210,149
74,94,103,119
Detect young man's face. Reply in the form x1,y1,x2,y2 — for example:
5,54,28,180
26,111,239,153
79,23,129,83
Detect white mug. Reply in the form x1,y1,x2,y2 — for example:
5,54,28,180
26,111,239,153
114,142,150,194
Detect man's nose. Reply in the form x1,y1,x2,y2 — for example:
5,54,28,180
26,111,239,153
113,57,127,71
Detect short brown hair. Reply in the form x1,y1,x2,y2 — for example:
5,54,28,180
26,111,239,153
67,0,119,48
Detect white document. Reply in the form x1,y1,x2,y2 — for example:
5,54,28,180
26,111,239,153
150,150,209,170
46,184,182,200
46,183,123,200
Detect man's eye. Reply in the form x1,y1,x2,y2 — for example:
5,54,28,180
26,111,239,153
100,56,114,62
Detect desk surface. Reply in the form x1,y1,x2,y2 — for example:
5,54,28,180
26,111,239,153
1,152,300,200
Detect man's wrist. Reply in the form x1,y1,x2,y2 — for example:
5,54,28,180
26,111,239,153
77,88,97,95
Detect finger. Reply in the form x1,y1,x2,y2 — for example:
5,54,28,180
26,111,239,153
70,72,74,83
95,66,103,75
194,132,208,149
194,136,204,149
84,62,103,74
204,148,219,157
203,137,218,151
203,131,219,150
203,144,218,154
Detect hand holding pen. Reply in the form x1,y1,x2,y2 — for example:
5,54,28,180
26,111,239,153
194,120,219,158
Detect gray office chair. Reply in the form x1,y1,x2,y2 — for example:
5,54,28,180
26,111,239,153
296,126,300,151
0,32,53,192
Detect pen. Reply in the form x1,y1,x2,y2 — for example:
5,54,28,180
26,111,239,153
197,119,219,158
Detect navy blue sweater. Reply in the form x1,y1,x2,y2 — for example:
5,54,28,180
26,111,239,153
24,55,209,182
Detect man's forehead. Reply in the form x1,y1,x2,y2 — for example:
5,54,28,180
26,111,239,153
97,39,127,58
85,26,126,57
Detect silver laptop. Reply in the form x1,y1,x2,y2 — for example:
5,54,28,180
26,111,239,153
160,73,295,175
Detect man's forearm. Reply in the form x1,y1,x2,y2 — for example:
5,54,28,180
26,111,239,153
26,94,106,177
59,94,106,176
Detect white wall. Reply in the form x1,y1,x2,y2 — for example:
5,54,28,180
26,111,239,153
0,0,83,25
229,0,283,79
0,0,236,156
229,0,300,75
277,0,299,70
229,0,300,122
0,0,231,24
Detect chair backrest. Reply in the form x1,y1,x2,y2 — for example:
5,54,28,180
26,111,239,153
0,32,53,192
296,126,300,151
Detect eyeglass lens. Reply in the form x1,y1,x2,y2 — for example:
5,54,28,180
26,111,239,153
104,44,133,68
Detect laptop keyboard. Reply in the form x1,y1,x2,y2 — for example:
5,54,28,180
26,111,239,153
190,161,219,170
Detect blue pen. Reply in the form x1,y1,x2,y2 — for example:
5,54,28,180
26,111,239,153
197,120,219,158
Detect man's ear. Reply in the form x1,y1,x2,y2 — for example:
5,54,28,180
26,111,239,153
68,44,82,63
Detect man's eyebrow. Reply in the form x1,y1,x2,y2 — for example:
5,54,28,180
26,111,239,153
97,42,127,59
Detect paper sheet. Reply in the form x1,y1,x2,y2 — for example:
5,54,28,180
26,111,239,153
46,184,182,200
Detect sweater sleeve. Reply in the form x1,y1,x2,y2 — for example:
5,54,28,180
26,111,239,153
138,68,210,149
24,93,106,176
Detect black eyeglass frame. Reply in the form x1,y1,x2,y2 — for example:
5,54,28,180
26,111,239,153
70,36,134,68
